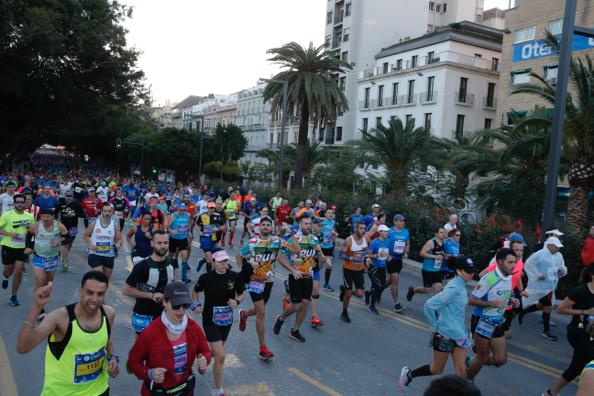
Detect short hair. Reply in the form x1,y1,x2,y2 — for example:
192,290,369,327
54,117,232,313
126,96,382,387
496,247,516,262
355,221,366,228
153,229,169,238
509,240,523,250
423,375,481,396
435,226,445,234
13,194,25,203
81,270,109,288
297,214,311,223
448,229,460,237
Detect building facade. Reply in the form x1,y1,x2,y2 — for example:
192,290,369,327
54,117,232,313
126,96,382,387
236,83,271,163
324,0,486,144
496,0,594,126
357,22,502,140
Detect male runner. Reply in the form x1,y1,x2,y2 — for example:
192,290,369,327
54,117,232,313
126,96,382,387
83,204,122,278
238,216,288,360
0,194,35,306
248,206,271,238
82,187,103,228
339,222,369,323
221,191,238,247
109,188,130,230
57,190,86,271
274,215,327,342
196,202,225,272
123,230,174,334
0,180,17,214
167,203,192,283
275,199,292,236
34,185,59,212
466,247,519,380
16,271,119,395
320,208,337,292
96,182,110,202
387,214,410,313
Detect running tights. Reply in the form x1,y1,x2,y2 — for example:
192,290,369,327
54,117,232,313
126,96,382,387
562,325,594,382
368,266,386,306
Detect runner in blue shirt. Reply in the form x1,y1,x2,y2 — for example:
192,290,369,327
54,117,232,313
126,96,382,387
407,226,446,302
387,214,410,313
365,225,393,314
442,229,461,283
320,209,337,292
167,203,192,283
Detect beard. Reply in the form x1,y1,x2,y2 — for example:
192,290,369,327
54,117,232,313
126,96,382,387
154,247,168,257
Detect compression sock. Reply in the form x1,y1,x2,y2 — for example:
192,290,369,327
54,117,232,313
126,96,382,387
220,231,226,245
324,268,332,285
542,312,551,332
410,365,432,378
521,304,539,316
181,261,189,281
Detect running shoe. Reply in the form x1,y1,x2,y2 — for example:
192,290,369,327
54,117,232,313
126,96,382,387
258,345,274,361
238,309,248,332
311,315,324,328
323,284,335,292
339,285,345,302
406,286,414,302
397,366,411,390
542,390,553,396
62,260,69,272
273,315,284,335
368,305,379,315
340,311,351,323
9,295,20,306
1,278,8,290
541,331,558,341
393,303,406,313
289,329,306,342
282,296,290,310
364,290,370,305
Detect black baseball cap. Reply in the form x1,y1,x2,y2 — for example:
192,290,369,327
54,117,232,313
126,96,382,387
40,208,55,216
452,256,477,274
164,282,192,306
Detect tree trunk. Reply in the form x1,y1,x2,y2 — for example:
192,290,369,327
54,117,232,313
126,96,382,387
566,184,589,236
293,106,310,189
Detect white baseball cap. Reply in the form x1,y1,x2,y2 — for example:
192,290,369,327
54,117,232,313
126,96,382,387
377,225,390,232
372,203,381,209
545,229,564,237
545,236,564,248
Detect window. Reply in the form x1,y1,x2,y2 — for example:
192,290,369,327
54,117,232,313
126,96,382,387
486,82,496,107
406,114,413,124
343,28,350,42
458,77,468,102
511,69,531,85
455,114,465,138
396,59,403,70
545,65,558,82
429,1,434,11
491,57,499,71
443,3,447,12
513,26,535,44
436,4,441,12
391,82,399,105
269,133,274,144
424,113,432,132
549,18,563,35
411,55,418,68
336,126,343,141
426,76,435,101
327,11,333,24
339,76,346,91
428,51,436,63
345,2,351,16
382,62,389,74
407,80,415,103
364,87,370,108
362,118,368,132
484,118,493,129
376,117,382,128
342,51,348,62
319,127,325,141
324,35,331,48
377,85,384,106
427,24,434,33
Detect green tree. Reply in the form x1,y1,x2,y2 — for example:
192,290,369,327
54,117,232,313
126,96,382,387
213,123,248,163
0,0,148,166
284,139,329,183
263,42,351,188
512,35,594,234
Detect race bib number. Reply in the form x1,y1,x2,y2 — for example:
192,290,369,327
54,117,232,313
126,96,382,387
212,306,233,326
73,348,105,384
475,317,497,339
131,312,153,333
394,241,406,254
114,211,124,218
68,227,78,237
377,248,389,261
95,242,111,253
172,343,188,376
203,225,216,236
177,224,189,233
433,259,442,269
10,234,25,244
247,281,265,294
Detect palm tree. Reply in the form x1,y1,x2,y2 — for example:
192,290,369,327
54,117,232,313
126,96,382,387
284,139,329,182
256,148,292,184
512,34,594,234
359,116,433,198
262,42,351,188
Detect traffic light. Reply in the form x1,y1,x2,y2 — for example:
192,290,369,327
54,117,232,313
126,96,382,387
115,138,122,150
152,167,157,174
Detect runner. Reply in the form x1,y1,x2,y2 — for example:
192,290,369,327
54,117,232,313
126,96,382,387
128,282,210,396
365,224,392,314
386,214,410,313
269,191,283,213
127,212,154,264
124,180,140,211
109,188,130,230
248,205,270,238
34,185,59,212
0,194,35,306
542,264,594,396
195,202,224,273
16,271,119,395
0,180,17,214
406,226,447,302
192,249,244,396
57,190,86,271
96,182,110,202
320,208,337,293
338,221,369,323
144,196,167,231
167,203,192,283
221,191,238,247
275,198,292,237
295,199,315,218
274,215,328,341
518,236,567,341
466,247,519,381
398,256,477,389
82,187,103,228
26,208,68,316
24,191,41,219
83,204,122,278
123,230,174,335
442,229,461,283
237,216,288,360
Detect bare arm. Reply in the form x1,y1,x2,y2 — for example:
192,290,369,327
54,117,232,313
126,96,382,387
126,225,137,247
420,240,440,260
83,221,95,248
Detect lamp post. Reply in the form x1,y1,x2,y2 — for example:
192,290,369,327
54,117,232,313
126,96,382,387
194,115,205,184
260,78,288,189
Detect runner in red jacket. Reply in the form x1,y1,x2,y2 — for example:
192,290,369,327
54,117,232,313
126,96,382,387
581,225,594,267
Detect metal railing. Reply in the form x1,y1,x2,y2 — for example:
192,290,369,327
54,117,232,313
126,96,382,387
399,93,417,105
454,92,474,105
419,91,437,103
482,96,497,109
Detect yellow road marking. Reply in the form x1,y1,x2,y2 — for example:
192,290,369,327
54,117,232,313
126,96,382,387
288,367,343,396
0,334,19,396
225,382,275,396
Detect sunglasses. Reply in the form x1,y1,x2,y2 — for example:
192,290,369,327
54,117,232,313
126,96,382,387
14,201,25,205
454,234,461,237
172,303,191,310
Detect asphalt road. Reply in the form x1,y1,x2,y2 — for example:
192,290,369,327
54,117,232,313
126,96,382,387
0,220,579,396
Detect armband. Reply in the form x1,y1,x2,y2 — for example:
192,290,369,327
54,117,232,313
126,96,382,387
25,232,34,249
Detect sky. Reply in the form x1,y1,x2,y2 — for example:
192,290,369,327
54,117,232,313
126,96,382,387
122,0,511,106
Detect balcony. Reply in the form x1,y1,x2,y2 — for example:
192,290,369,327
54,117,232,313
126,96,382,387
332,36,342,49
482,96,497,110
454,92,474,106
359,100,371,111
452,130,473,140
334,10,344,24
419,91,437,104
399,93,417,106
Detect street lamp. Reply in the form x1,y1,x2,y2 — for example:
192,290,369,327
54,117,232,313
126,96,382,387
260,78,288,189
194,115,205,184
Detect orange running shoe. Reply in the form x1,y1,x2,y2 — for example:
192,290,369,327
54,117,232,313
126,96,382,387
311,315,324,328
258,345,274,361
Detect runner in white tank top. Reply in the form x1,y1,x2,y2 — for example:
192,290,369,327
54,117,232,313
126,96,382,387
83,204,122,279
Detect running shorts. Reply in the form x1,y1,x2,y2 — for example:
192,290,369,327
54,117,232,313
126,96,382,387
88,254,115,269
470,315,505,339
169,237,189,253
249,281,273,304
288,275,313,303
2,246,28,265
387,256,403,274
203,323,232,343
422,270,443,288
432,332,459,353
342,268,365,290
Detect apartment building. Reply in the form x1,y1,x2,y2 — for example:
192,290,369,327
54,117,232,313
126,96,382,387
357,21,502,140
236,83,271,163
323,0,486,144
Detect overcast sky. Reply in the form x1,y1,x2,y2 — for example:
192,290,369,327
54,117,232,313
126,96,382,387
122,0,511,105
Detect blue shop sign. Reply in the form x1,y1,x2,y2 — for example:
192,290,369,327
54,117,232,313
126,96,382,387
513,34,594,62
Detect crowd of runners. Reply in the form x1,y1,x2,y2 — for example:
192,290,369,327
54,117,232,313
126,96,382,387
0,171,593,395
